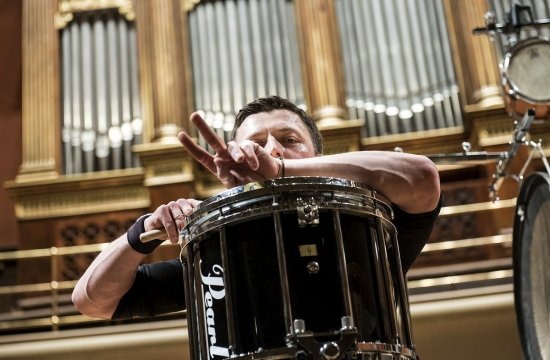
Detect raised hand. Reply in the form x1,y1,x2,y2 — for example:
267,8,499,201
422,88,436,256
178,112,281,188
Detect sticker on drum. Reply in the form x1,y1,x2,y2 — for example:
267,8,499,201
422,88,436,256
513,172,550,360
501,37,550,119
181,177,418,360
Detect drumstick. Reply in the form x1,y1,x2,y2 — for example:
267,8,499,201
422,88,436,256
139,229,167,243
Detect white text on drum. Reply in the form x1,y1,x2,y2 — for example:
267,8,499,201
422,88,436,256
201,262,229,359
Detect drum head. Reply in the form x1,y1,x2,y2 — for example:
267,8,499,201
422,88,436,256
513,172,550,360
504,38,550,103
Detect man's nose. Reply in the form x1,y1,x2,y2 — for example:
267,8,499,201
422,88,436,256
265,136,284,158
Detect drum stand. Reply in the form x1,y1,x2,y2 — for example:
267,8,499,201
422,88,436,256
488,109,550,202
471,6,550,359
428,108,550,202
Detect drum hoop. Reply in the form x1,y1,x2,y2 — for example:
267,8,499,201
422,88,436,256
184,201,396,242
501,36,550,104
512,171,550,359
356,342,416,357
224,347,299,360
221,343,416,360
182,176,393,239
193,176,384,212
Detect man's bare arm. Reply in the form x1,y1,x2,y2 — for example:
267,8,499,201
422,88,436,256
281,152,440,214
72,198,201,319
72,235,145,319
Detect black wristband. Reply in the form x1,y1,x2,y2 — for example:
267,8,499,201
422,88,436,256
127,214,163,254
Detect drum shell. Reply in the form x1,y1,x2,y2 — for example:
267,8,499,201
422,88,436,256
181,177,415,360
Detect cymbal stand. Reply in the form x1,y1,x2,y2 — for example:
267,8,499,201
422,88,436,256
472,4,550,40
489,109,550,202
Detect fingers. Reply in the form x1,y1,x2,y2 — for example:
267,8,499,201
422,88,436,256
226,142,245,163
168,201,188,231
179,111,232,175
227,140,262,172
190,112,227,154
178,131,217,175
176,198,202,215
236,140,260,170
147,199,202,244
182,111,276,185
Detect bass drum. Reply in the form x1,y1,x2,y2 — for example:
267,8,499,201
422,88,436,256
513,172,550,360
501,37,550,119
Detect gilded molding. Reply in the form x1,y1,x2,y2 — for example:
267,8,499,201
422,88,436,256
323,136,360,155
318,119,363,154
312,106,348,125
361,126,466,155
474,116,550,150
181,0,200,12
13,186,149,220
475,117,518,146
6,169,149,220
55,0,135,29
143,160,194,187
133,141,195,187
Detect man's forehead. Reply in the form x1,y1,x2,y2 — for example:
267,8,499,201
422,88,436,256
249,109,300,122
239,110,307,132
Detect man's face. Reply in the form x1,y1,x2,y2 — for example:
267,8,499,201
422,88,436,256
234,109,316,160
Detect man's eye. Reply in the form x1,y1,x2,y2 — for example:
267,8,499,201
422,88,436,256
284,137,299,144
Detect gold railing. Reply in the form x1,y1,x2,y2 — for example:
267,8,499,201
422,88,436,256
0,199,516,333
407,197,516,295
0,241,183,333
438,198,516,216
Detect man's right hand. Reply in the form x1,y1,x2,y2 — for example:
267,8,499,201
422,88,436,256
144,198,202,244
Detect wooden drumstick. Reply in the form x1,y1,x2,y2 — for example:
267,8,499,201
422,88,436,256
140,229,167,243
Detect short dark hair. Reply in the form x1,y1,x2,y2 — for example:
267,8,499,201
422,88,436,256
231,96,323,155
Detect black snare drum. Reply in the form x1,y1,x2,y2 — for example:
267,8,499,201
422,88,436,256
181,177,417,360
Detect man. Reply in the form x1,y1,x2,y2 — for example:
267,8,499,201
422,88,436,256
72,96,441,320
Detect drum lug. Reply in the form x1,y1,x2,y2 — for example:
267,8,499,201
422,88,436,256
517,204,525,222
288,317,358,360
297,197,320,226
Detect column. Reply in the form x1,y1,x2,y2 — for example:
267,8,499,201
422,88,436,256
134,0,193,143
444,0,504,111
294,0,347,125
17,0,61,180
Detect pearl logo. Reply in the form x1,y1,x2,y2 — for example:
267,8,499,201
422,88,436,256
200,261,229,359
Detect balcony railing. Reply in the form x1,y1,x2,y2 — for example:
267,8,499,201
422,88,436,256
0,242,184,334
0,198,516,334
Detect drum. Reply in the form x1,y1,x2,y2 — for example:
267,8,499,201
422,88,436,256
513,172,550,360
501,37,550,119
180,176,417,360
